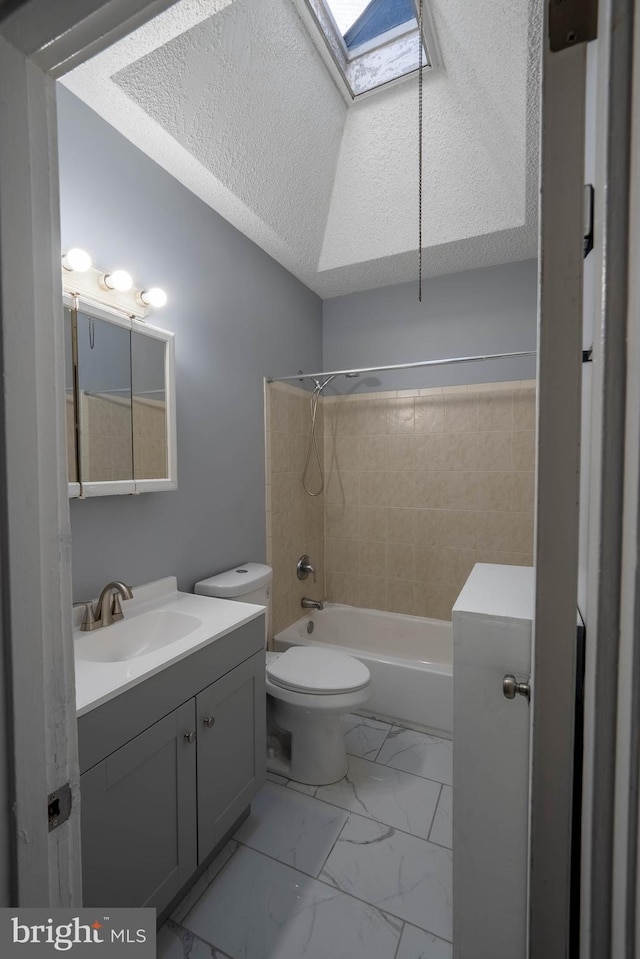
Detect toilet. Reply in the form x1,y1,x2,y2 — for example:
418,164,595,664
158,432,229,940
194,564,371,786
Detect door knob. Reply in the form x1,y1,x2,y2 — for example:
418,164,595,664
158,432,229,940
503,674,531,703
184,731,196,743
203,716,215,728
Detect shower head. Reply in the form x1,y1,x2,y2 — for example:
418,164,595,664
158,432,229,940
313,374,336,393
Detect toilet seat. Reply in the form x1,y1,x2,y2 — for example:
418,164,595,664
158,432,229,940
267,646,370,695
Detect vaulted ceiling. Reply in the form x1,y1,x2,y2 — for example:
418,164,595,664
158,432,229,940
62,0,540,298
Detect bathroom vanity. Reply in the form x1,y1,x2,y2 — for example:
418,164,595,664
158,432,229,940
74,578,266,915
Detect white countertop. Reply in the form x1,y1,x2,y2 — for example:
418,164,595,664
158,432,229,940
452,563,534,623
74,577,265,717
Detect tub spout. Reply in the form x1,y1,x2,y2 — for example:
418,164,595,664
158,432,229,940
301,597,323,611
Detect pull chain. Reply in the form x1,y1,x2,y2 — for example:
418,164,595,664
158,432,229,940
418,0,424,302
88,317,95,350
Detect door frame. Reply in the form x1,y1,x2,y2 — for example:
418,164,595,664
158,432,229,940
0,0,180,906
0,1,636,951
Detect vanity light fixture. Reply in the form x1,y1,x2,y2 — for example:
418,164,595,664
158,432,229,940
137,287,168,309
62,248,92,273
101,269,133,292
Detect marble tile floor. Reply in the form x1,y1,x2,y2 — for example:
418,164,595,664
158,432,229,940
159,714,453,959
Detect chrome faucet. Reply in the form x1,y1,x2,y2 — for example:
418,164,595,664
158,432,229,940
301,597,323,611
297,555,317,584
81,581,134,631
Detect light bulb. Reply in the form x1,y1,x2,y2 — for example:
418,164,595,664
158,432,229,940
62,248,92,272
139,287,168,308
103,270,133,292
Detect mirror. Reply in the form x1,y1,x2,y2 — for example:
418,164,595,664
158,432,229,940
65,295,176,497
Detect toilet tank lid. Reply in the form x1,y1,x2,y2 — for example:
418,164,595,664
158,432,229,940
195,563,272,598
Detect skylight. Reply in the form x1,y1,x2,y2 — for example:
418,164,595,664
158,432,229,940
295,0,438,99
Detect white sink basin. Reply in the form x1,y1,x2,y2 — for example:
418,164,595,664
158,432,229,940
76,609,203,663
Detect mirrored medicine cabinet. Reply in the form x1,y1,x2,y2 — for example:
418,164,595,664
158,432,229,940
64,294,177,497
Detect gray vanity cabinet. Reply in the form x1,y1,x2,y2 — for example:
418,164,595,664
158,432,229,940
78,617,266,914
81,699,197,910
196,655,263,863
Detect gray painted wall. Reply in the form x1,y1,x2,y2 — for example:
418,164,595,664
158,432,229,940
321,260,538,394
58,88,322,601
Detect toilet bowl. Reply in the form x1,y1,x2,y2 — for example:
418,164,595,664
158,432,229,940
266,647,371,785
194,564,372,786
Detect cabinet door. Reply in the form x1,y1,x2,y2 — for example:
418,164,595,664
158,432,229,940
81,699,197,910
196,652,265,862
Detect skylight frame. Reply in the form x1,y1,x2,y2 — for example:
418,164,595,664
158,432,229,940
293,0,440,101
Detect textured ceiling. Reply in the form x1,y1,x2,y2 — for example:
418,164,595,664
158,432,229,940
62,0,541,298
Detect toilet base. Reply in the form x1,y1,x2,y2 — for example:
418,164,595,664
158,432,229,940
267,696,351,786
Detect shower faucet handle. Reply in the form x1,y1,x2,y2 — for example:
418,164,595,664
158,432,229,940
297,554,317,584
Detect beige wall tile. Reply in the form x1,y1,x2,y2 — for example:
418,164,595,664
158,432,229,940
443,432,478,471
414,546,446,584
331,538,360,574
415,509,445,547
512,472,535,512
387,579,416,614
385,434,416,470
271,431,288,471
512,430,535,471
442,510,477,548
325,470,360,506
358,541,387,578
270,389,289,432
288,433,307,472
511,511,534,553
387,397,415,433
513,387,536,430
415,395,444,433
386,542,415,581
328,434,359,471
360,471,389,508
358,506,387,542
476,511,512,551
356,399,387,435
477,391,513,431
359,435,386,470
328,400,358,435
415,471,444,509
477,431,512,471
288,393,303,434
415,433,445,471
441,471,477,510
386,507,419,545
359,575,388,611
444,392,477,432
386,470,417,508
476,471,513,511
331,572,360,606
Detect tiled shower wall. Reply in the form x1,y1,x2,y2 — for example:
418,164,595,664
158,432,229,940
266,380,536,631
266,382,325,639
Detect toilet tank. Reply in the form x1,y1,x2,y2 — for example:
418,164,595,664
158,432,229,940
194,563,272,643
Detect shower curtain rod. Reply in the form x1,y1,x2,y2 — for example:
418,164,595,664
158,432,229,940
266,350,538,384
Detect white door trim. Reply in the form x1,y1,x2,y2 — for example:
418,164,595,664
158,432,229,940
529,24,586,956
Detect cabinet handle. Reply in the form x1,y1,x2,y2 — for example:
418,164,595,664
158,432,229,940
184,731,196,743
203,716,215,728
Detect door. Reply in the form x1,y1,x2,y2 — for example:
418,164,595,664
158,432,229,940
80,699,197,910
196,653,266,863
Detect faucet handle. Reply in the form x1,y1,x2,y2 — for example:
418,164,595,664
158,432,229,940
297,554,317,584
80,603,97,632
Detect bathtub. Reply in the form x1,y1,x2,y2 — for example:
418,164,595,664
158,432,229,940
274,603,452,736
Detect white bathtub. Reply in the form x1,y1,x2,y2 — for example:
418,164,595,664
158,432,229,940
274,603,453,736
